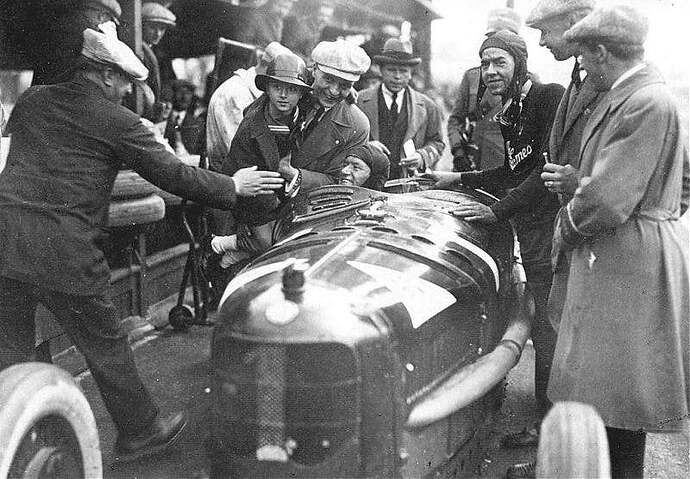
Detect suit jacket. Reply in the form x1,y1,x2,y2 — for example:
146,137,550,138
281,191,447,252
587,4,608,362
292,97,370,191
357,85,444,172
548,68,603,198
0,78,239,295
549,64,690,431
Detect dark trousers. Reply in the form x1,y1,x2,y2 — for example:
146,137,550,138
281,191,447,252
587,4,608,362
606,427,646,479
0,276,158,437
524,268,557,420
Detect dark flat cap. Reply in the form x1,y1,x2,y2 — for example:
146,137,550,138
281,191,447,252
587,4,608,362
564,5,648,45
526,0,596,28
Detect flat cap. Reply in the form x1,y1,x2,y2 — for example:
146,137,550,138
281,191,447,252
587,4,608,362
88,0,122,20
526,0,595,28
81,28,148,81
564,5,648,45
311,40,371,82
486,8,523,35
142,2,176,26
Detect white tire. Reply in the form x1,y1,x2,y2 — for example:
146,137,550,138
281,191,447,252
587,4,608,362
108,194,166,227
0,363,102,479
536,401,610,479
111,170,157,200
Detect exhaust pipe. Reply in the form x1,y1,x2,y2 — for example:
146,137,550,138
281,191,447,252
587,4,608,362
405,264,532,429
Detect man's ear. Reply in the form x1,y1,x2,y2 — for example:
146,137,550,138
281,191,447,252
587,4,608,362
594,44,608,63
101,67,116,87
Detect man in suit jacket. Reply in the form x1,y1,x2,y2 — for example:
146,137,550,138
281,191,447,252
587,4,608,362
277,39,371,191
0,28,283,464
357,38,444,180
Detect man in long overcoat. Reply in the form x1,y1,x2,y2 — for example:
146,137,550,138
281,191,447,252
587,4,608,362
357,38,444,180
549,6,690,478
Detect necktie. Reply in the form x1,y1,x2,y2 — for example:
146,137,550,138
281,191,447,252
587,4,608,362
390,92,399,125
571,60,582,89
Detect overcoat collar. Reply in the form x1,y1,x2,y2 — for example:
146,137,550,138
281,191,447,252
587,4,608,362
580,64,664,156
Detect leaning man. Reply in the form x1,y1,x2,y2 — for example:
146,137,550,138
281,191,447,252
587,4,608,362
0,29,283,462
548,6,689,478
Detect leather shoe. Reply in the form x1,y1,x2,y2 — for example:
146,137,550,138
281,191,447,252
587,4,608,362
114,411,188,463
506,461,536,479
502,426,539,448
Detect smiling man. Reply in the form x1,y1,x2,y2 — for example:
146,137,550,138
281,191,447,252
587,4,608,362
424,35,563,478
357,38,444,180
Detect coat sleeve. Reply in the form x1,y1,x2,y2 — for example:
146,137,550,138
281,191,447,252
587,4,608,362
116,118,237,210
447,70,473,153
417,98,445,169
560,87,679,246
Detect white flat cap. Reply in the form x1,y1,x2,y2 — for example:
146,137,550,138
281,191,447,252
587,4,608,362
81,28,149,81
311,40,371,82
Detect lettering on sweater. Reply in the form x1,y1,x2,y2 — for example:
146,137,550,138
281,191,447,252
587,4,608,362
507,141,533,170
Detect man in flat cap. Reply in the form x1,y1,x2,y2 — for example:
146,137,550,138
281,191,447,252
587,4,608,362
277,39,371,190
546,6,690,478
0,28,284,463
425,34,564,478
447,8,524,175
141,1,177,119
356,38,444,180
31,0,122,85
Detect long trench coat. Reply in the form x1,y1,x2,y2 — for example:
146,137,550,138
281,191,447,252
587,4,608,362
548,64,690,432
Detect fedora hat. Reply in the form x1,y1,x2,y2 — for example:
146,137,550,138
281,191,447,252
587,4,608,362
255,53,312,91
373,38,421,66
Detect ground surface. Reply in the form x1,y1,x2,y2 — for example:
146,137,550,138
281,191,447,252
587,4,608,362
76,323,689,478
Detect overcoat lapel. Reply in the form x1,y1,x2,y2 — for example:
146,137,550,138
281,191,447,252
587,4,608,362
357,87,380,140
562,78,600,137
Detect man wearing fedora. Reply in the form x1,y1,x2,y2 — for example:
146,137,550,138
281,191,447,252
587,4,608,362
357,38,444,180
0,28,284,463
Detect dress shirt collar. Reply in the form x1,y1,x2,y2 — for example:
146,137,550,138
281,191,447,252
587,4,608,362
610,62,646,90
381,83,404,113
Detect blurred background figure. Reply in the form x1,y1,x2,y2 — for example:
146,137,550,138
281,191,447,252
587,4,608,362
355,64,382,92
30,0,122,86
235,0,298,48
164,79,206,156
282,0,335,60
360,24,401,61
446,7,522,174
141,1,176,121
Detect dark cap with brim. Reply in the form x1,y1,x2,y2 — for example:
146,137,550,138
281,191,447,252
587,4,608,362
255,53,312,91
373,38,421,66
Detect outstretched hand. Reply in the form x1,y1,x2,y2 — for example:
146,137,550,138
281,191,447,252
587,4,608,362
420,170,464,189
451,203,498,224
232,166,284,197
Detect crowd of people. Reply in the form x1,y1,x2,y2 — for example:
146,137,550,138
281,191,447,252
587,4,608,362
0,1,688,477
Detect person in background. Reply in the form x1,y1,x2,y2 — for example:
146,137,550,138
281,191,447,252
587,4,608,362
0,28,283,464
360,24,400,62
355,64,382,92
339,144,390,191
547,6,689,478
446,7,522,174
31,0,122,85
281,0,335,60
206,41,292,173
501,3,601,476
235,0,298,49
357,38,444,180
164,79,206,156
424,34,563,479
141,1,177,121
